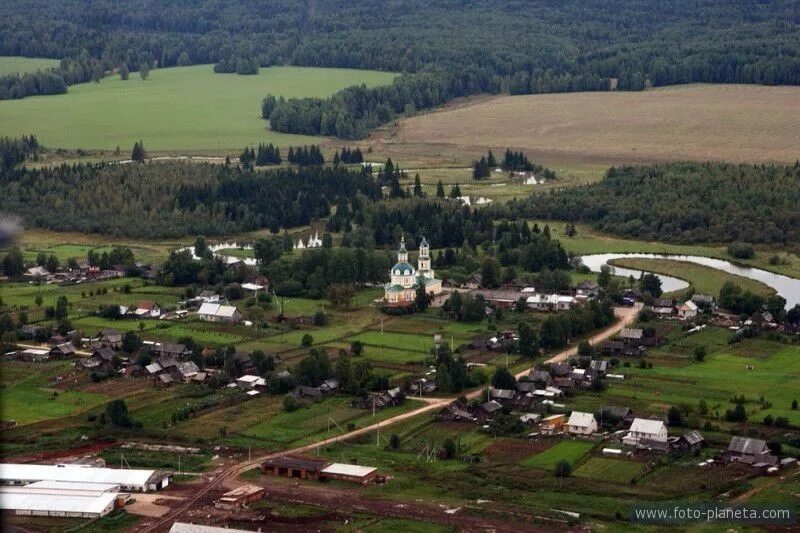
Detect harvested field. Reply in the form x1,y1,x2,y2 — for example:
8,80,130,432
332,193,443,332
483,438,553,463
377,85,800,165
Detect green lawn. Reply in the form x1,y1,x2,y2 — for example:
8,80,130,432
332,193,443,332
604,327,800,425
520,440,595,470
343,331,435,354
0,278,183,310
573,457,642,484
543,220,800,280
241,395,419,447
0,64,397,151
0,56,59,76
0,362,107,425
610,257,774,298
217,247,254,259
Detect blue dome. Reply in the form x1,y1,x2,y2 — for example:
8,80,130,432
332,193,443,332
392,262,415,275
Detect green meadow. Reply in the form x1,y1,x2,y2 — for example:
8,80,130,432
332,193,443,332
610,257,774,299
573,457,642,484
0,64,397,151
0,361,107,425
0,56,59,76
520,440,595,470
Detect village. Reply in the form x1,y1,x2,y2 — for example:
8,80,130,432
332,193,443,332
2,233,799,530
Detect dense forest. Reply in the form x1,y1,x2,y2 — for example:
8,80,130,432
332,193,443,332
0,162,381,238
1,1,799,137
514,162,800,245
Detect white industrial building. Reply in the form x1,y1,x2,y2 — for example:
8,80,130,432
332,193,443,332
0,480,124,518
170,523,257,533
0,463,171,492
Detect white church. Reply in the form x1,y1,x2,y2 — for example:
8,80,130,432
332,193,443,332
384,236,442,305
293,231,323,250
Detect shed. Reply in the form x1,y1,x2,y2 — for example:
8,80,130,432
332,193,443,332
320,463,378,484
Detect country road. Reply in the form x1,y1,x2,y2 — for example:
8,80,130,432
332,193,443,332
139,303,641,531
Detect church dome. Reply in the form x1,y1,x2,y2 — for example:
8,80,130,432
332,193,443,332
392,262,415,276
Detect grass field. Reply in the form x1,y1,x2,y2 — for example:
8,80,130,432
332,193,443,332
0,361,108,424
610,258,775,298
380,84,800,165
0,56,59,76
520,440,595,470
573,457,642,484
543,220,800,280
594,325,800,426
0,64,397,151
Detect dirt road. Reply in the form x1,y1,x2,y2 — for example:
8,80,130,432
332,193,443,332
139,304,641,531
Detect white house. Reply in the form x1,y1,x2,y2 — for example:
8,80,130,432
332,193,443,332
567,411,598,436
623,418,668,447
678,300,699,320
197,303,242,324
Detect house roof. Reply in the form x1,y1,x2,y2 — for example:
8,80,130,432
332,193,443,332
0,463,161,487
681,300,698,311
262,456,328,472
629,418,666,435
567,411,596,428
728,436,768,455
490,388,516,400
530,370,552,382
0,489,119,516
480,400,503,413
198,302,239,318
157,342,187,355
601,406,632,419
620,328,643,339
137,301,157,310
175,361,199,376
682,430,704,446
320,463,377,478
170,522,256,533
93,347,116,361
145,362,163,374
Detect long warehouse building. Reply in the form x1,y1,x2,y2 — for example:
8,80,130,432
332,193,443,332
0,463,172,492
0,480,124,518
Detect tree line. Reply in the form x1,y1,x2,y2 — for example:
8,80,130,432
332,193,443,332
0,135,38,173
515,162,800,245
473,149,556,180
0,161,381,238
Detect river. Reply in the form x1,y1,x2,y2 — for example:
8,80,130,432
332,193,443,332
580,253,799,309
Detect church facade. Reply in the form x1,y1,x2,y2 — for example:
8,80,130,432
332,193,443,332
384,236,443,305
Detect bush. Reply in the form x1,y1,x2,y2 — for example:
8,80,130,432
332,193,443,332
300,333,314,347
389,434,400,450
442,438,457,459
283,396,300,412
313,310,328,326
727,242,755,260
693,346,707,362
554,459,572,478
